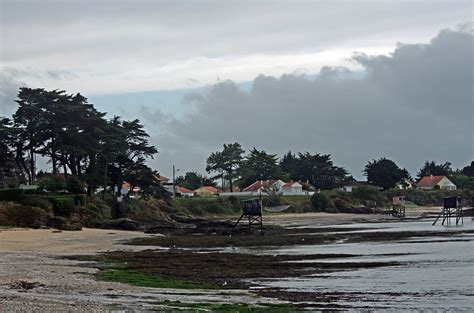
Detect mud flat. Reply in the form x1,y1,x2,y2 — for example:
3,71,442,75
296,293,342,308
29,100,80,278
1,210,473,311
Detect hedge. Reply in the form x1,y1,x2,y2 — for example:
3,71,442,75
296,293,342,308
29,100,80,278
48,196,76,216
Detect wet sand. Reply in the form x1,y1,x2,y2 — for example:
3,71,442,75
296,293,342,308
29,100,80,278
0,228,274,311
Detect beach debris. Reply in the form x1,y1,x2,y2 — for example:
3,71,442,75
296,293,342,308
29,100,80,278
10,280,45,291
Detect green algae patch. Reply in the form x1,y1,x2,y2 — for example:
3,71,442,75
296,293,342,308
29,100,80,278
97,268,218,290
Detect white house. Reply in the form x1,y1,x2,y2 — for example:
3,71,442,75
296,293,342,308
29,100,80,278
341,185,354,192
416,175,457,190
243,180,285,196
281,180,303,196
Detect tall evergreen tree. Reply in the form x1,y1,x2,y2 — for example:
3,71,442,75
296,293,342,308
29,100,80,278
417,161,453,180
206,143,244,192
238,148,280,188
364,158,410,190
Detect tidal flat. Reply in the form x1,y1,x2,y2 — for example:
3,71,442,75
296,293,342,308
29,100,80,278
1,213,473,311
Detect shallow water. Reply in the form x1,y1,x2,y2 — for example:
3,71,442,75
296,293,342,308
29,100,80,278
256,218,474,310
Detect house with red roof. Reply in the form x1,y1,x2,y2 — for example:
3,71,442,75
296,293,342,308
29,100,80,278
416,175,456,190
194,186,222,196
121,181,141,197
178,186,195,197
243,180,285,195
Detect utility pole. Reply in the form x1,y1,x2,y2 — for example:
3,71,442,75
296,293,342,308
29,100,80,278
173,165,176,197
172,165,179,197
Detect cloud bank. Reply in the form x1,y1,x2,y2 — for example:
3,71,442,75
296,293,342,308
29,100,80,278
149,27,473,178
1,0,470,94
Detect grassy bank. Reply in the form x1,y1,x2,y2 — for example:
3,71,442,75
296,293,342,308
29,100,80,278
1,186,472,231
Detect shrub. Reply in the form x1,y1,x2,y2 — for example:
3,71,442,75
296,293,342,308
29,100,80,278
66,176,86,194
0,202,48,228
38,176,66,192
352,186,385,205
332,197,352,211
127,199,171,223
49,196,75,216
88,197,112,219
0,189,23,201
74,194,86,206
227,195,242,213
17,196,53,213
310,193,332,211
187,206,204,216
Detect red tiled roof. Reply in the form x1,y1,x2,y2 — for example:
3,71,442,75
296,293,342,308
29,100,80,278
45,173,66,179
243,180,277,192
416,176,445,187
283,180,299,188
179,186,193,193
154,174,169,182
203,186,221,193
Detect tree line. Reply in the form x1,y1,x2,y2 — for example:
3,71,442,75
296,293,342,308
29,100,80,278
0,87,159,196
1,87,472,195
204,143,474,191
205,143,353,191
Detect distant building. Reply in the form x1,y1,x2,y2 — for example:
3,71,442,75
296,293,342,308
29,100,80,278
341,181,382,192
194,186,221,196
121,181,141,197
178,186,194,197
396,178,415,190
154,174,170,183
341,185,354,192
416,175,456,190
281,180,303,196
243,180,285,195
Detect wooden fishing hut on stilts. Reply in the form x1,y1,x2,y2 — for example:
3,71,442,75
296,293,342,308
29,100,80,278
433,196,463,226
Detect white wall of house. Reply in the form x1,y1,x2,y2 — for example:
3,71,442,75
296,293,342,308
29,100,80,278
341,186,353,192
437,177,457,190
282,183,303,196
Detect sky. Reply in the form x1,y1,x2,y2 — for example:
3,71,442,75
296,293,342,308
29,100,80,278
1,0,473,179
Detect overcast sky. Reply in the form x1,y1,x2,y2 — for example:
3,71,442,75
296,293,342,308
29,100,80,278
1,0,473,179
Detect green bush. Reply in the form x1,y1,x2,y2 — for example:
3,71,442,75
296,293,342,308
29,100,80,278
49,196,75,216
187,206,204,216
87,197,112,219
74,194,86,206
66,176,86,194
38,176,66,192
17,196,53,213
227,196,243,213
310,193,332,211
352,186,385,205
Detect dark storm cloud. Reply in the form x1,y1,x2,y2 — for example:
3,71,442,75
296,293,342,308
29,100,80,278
151,28,473,177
